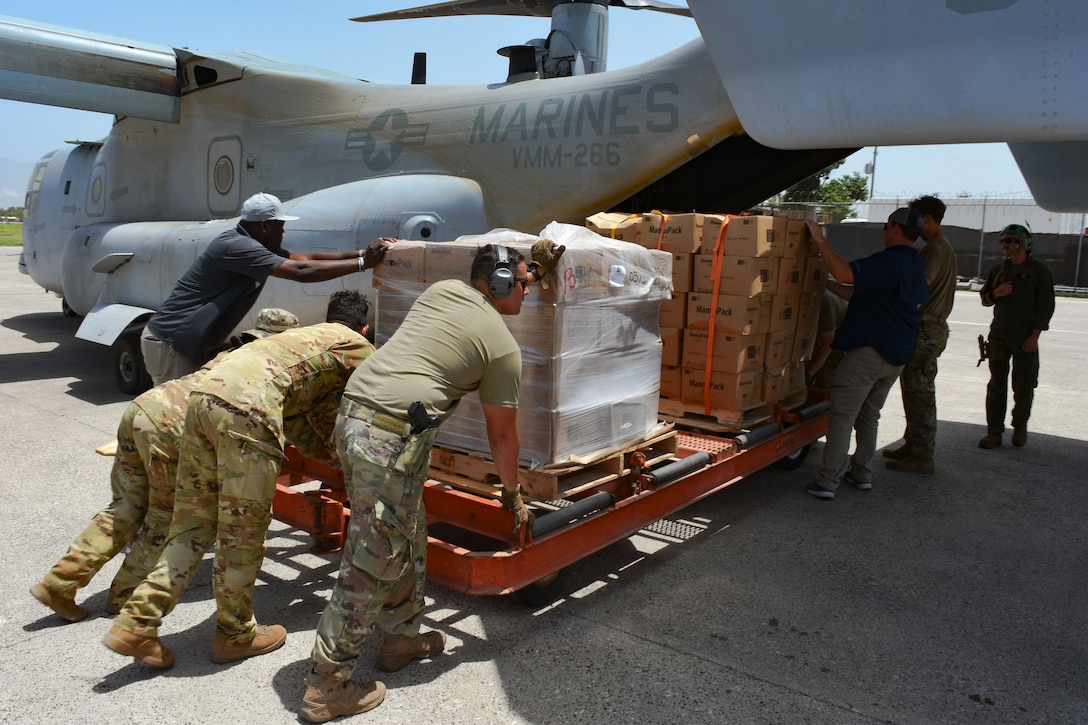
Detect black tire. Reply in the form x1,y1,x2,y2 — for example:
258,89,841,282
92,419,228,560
514,568,570,607
114,333,152,395
773,443,810,470
61,297,78,318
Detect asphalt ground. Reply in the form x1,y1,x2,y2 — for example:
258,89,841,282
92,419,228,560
2,244,1087,724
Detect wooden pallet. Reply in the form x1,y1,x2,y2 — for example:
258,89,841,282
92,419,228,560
657,391,808,434
657,397,774,433
428,427,679,501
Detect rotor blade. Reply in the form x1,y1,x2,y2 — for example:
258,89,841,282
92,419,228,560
352,1,555,22
611,0,691,17
352,0,691,23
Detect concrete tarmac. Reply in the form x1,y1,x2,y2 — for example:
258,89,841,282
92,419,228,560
2,244,1087,724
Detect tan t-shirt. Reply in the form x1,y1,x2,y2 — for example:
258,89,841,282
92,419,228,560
920,233,957,319
344,279,522,419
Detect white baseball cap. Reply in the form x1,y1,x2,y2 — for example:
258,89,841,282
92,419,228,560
240,193,300,222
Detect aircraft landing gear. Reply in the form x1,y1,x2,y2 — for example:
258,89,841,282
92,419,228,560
61,297,78,318
114,332,152,395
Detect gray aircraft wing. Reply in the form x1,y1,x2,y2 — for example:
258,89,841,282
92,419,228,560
0,14,180,122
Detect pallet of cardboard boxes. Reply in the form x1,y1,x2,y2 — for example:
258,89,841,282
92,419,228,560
370,222,674,499
586,210,828,429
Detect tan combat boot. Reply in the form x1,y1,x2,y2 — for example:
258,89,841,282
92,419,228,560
30,581,88,622
882,441,913,460
376,631,447,672
978,433,1002,449
886,457,935,475
211,623,286,664
1012,427,1028,447
103,625,176,668
300,676,386,723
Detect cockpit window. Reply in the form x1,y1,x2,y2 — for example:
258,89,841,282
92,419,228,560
23,156,52,222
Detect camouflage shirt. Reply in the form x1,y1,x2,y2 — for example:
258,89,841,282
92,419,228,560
196,322,373,451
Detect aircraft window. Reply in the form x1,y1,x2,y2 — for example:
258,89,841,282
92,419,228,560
24,161,49,221
64,180,71,195
214,156,235,195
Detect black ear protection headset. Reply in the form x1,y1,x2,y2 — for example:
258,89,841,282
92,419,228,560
488,245,516,299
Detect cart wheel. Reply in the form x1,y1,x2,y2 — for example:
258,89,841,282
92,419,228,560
61,297,79,318
773,443,810,470
514,568,570,607
114,333,152,395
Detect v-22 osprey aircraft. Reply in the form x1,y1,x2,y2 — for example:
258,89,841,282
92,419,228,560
5,1,844,393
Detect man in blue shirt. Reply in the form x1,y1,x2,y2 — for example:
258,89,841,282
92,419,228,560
804,209,930,499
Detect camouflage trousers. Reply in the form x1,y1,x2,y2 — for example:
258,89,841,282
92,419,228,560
898,317,950,459
310,403,437,682
114,393,281,640
985,336,1040,434
43,403,178,607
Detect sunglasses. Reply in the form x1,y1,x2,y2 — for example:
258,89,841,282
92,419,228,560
999,237,1019,245
515,276,530,289
883,221,899,231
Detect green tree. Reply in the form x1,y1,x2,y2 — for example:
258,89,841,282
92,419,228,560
780,161,869,222
1,206,24,221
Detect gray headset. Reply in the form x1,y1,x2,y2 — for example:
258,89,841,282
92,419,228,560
488,245,516,299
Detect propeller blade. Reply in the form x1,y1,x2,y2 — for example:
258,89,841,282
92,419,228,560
353,0,555,22
352,0,691,23
611,0,691,17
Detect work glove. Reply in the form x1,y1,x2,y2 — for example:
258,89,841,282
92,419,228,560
501,486,535,544
530,239,566,289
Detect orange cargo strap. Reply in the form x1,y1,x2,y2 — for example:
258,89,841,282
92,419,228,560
610,213,641,240
649,209,669,251
702,215,738,413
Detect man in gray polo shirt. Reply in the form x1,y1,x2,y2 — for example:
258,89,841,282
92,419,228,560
141,192,392,385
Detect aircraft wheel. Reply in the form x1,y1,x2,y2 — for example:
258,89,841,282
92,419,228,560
114,333,152,395
514,568,569,607
773,443,810,470
61,297,78,318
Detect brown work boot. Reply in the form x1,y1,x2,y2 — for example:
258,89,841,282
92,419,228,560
978,433,1002,449
300,676,386,723
30,581,88,622
376,631,446,673
103,625,175,668
886,457,935,475
882,441,913,460
211,623,286,664
1012,427,1028,447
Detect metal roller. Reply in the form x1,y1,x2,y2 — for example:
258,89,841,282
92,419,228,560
531,491,615,538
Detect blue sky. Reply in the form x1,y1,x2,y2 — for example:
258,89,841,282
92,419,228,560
0,2,1031,200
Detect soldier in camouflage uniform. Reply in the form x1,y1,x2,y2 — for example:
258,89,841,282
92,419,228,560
103,293,371,669
30,309,299,623
885,196,958,474
300,242,563,724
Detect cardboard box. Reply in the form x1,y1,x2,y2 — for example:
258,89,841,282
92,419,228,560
768,293,802,333
721,215,787,257
783,219,815,258
683,328,764,373
786,361,807,397
686,292,764,335
670,252,694,293
762,365,789,404
681,368,762,411
642,212,705,254
659,365,682,399
659,293,687,329
763,330,793,369
699,214,730,253
777,257,804,297
692,255,776,296
660,327,682,367
374,241,426,284
586,212,642,246
803,254,829,294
